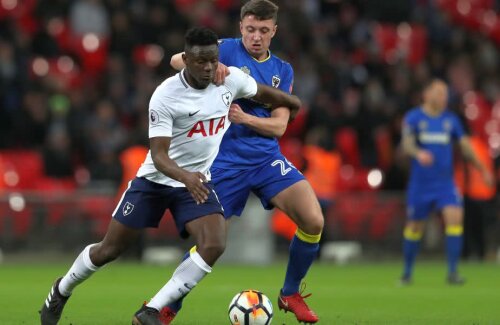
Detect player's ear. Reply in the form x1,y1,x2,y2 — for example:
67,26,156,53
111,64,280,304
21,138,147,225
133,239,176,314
182,52,187,65
271,25,277,37
239,21,243,33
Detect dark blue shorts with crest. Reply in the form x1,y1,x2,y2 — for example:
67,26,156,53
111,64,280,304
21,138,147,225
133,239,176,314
112,177,224,238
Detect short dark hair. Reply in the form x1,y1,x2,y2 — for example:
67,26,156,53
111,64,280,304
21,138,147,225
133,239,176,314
184,27,219,51
240,0,279,22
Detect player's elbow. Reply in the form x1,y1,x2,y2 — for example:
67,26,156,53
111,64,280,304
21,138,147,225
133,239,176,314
273,122,287,138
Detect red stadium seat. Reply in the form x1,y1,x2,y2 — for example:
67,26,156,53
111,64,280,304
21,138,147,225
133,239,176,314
334,127,361,167
0,150,44,190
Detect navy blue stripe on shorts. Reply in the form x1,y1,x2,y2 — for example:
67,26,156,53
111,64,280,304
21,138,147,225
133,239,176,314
113,177,224,238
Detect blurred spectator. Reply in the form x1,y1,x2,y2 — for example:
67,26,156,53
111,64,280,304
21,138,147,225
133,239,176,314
69,0,110,38
455,135,496,260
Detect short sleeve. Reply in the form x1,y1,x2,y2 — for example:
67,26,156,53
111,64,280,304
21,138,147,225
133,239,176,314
402,111,417,136
225,66,258,100
279,62,294,94
148,89,174,138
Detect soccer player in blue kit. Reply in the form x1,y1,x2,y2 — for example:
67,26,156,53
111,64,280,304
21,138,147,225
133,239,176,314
171,1,323,323
400,79,493,285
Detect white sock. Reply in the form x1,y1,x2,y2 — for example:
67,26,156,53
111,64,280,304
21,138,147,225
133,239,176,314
147,251,212,311
58,244,100,297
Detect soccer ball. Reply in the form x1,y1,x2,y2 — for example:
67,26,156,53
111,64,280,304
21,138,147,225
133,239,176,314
228,289,273,325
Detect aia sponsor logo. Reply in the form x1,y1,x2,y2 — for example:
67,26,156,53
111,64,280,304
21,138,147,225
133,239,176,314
187,116,226,137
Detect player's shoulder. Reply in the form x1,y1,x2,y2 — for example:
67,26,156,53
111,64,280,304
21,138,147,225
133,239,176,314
218,38,240,49
442,109,459,119
269,52,292,71
150,72,184,102
404,107,423,120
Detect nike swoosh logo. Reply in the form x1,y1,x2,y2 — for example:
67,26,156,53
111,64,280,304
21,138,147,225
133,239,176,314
279,296,288,308
189,110,200,117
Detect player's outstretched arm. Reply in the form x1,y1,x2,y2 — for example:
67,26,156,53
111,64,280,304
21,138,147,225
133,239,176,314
150,137,210,204
252,83,301,120
459,137,494,186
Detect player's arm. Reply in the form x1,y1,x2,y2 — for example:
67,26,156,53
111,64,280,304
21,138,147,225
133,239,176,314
401,128,433,165
150,137,210,204
228,104,289,137
251,83,301,120
458,137,494,186
171,52,229,85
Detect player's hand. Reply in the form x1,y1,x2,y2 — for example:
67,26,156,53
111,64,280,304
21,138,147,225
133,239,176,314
228,104,250,124
213,62,230,86
481,169,495,187
181,171,210,204
416,150,433,166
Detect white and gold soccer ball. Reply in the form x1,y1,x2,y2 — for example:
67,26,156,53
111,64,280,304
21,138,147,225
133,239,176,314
228,289,273,325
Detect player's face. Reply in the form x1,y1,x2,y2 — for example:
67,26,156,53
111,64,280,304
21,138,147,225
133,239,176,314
240,15,276,61
425,81,448,112
183,44,219,89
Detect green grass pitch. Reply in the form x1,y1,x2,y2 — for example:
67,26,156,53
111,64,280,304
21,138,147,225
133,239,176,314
1,261,499,324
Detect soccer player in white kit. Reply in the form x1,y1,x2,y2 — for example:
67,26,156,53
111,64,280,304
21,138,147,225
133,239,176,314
40,27,301,325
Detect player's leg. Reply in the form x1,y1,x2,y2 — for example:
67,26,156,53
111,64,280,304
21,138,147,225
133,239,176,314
141,213,226,312
41,177,165,325
401,192,432,284
254,155,321,323
438,185,465,284
270,180,323,293
134,183,226,324
40,218,141,325
442,205,465,284
401,219,425,283
164,167,251,315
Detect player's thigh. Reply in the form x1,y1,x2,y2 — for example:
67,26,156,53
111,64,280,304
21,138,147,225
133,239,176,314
112,177,172,229
270,180,324,234
437,187,463,225
406,188,438,225
170,182,225,240
97,218,142,256
211,167,252,217
185,213,226,266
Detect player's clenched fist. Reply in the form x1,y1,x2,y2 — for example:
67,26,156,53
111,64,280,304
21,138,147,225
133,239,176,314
416,150,433,166
228,104,249,124
180,171,210,204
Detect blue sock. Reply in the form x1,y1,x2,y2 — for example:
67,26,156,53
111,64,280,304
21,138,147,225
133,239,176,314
403,238,421,278
402,227,422,278
445,225,463,275
165,249,192,312
282,231,320,296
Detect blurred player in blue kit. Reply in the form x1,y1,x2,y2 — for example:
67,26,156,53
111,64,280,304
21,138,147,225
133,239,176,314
171,0,323,323
400,79,493,285
40,27,301,325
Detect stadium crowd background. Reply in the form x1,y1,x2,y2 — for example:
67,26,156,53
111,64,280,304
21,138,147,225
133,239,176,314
0,0,499,256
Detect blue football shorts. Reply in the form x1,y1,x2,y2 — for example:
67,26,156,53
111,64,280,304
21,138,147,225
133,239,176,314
406,182,463,220
211,152,305,218
113,177,224,238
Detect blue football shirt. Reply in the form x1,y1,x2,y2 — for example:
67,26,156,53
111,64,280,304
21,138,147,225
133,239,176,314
403,107,465,185
212,38,294,169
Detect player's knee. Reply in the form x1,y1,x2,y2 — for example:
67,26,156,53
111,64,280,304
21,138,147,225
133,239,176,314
198,239,226,262
301,213,324,235
93,242,125,264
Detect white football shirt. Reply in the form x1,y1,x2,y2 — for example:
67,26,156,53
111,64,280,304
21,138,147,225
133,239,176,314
136,67,258,187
